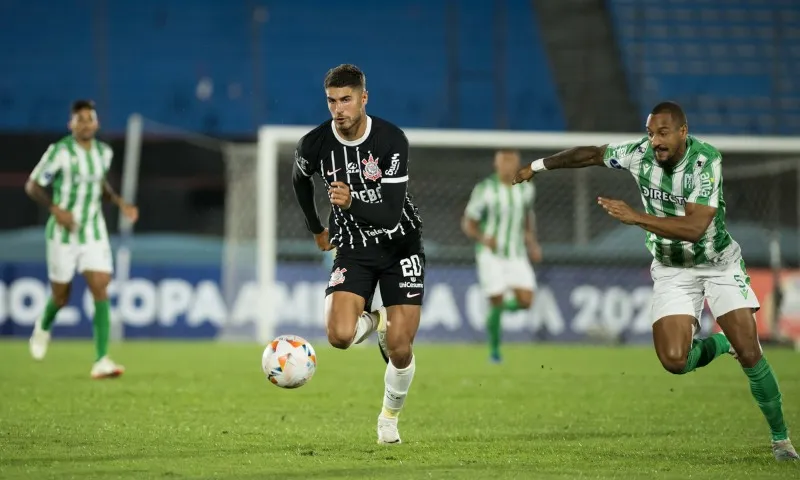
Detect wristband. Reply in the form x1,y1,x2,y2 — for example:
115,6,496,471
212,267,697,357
531,158,547,172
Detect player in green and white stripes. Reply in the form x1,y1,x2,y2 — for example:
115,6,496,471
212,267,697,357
512,101,797,462
462,149,542,363
25,100,139,379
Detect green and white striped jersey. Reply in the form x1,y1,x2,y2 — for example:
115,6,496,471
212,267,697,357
465,174,535,258
603,135,732,267
29,135,113,245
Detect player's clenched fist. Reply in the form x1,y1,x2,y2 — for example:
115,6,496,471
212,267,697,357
512,165,534,185
313,228,334,251
328,181,352,209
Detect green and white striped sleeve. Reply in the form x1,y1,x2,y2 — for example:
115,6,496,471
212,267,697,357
602,137,647,171
688,154,722,208
464,181,487,221
30,143,67,187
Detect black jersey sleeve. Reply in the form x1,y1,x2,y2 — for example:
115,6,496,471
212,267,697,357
292,135,325,235
345,129,409,229
378,130,409,184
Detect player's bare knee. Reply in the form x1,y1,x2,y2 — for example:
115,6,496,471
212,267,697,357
388,345,413,369
50,283,71,307
326,324,353,350
52,293,70,308
514,290,533,310
517,294,533,309
658,349,688,375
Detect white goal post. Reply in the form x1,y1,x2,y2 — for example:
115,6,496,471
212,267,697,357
254,125,800,345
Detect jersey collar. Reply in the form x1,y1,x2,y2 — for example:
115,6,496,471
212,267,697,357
672,136,693,170
331,115,372,147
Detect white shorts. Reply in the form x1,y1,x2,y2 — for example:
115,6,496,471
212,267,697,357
46,239,114,284
650,242,760,324
476,250,537,298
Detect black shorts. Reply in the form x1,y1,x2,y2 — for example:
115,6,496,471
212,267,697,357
325,233,426,307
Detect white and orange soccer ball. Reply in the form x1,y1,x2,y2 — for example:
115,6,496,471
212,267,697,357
261,335,317,389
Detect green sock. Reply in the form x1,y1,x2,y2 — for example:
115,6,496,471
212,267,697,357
93,300,111,361
487,305,502,357
744,357,789,442
681,332,730,374
40,298,61,331
503,298,519,312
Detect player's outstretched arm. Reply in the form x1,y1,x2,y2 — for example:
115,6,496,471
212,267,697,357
291,161,325,235
513,145,608,184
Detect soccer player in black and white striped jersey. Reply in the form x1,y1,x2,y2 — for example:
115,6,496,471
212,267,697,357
292,64,424,444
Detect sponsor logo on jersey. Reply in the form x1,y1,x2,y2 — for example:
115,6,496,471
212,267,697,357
608,158,623,169
346,162,360,174
684,175,694,190
362,153,382,181
350,185,382,203
698,172,714,197
295,150,311,174
640,186,686,205
385,153,401,176
328,267,347,287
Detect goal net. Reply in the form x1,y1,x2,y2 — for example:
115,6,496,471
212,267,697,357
219,126,800,346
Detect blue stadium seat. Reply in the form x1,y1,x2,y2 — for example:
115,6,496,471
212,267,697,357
0,0,565,134
606,0,800,135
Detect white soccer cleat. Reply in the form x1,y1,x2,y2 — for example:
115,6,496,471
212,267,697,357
772,439,799,461
377,414,401,444
90,356,125,379
29,324,51,361
375,306,389,364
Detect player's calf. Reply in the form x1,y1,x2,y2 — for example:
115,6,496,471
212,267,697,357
718,308,792,450
29,281,71,361
376,305,420,444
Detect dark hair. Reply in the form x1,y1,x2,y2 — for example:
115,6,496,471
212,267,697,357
324,64,366,90
71,99,96,114
650,101,687,127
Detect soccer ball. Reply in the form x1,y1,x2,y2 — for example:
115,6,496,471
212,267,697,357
261,335,317,389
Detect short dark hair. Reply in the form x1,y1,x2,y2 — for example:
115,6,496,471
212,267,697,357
324,64,366,90
650,101,687,127
71,99,96,114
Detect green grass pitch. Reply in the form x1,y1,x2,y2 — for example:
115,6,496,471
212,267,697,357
1,340,799,479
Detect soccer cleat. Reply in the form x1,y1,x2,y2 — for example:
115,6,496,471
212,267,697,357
375,306,389,364
772,439,799,461
377,414,401,444
29,323,51,361
90,356,125,379
490,351,502,364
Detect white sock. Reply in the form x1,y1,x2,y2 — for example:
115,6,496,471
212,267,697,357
352,311,377,345
381,355,416,418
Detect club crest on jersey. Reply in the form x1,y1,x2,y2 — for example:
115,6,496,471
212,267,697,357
329,267,347,287
362,153,381,181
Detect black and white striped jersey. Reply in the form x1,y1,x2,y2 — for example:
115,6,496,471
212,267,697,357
293,115,422,250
